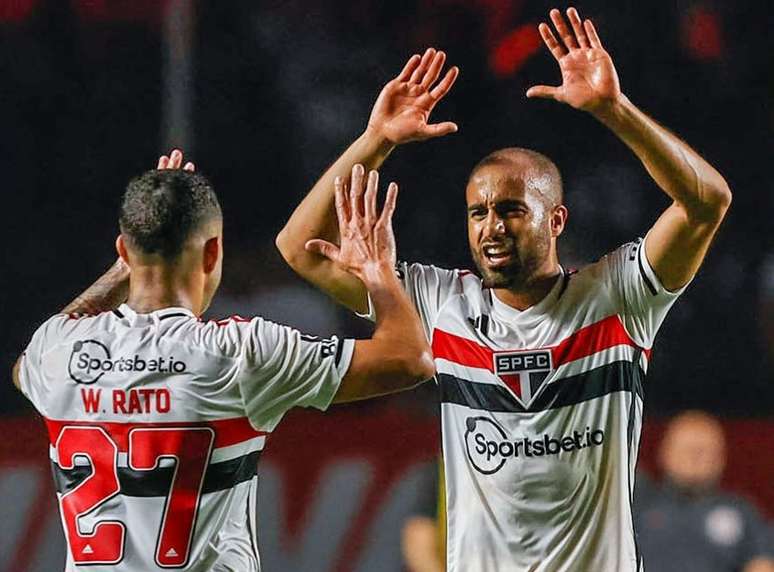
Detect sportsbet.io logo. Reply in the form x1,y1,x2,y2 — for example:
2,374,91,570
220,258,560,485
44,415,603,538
68,340,188,385
464,417,606,475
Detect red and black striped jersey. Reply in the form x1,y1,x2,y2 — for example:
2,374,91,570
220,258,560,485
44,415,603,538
18,304,353,571
364,237,686,572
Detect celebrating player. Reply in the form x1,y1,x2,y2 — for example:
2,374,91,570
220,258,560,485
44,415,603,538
11,153,433,571
277,8,732,571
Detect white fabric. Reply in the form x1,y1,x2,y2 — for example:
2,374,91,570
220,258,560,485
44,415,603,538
19,304,353,572
390,239,685,572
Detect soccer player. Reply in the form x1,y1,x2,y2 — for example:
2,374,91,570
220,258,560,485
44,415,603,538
11,153,434,571
277,7,732,571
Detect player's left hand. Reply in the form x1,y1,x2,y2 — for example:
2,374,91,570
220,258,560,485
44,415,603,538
157,148,195,171
527,8,621,113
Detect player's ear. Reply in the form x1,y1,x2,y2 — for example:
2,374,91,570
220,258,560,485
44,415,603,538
203,236,220,274
116,235,130,264
550,205,568,238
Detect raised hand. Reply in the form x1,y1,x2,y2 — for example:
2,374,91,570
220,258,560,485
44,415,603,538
527,8,621,113
305,164,398,285
367,48,459,144
157,149,195,171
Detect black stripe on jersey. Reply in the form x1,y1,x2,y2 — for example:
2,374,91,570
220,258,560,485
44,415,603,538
113,309,125,319
636,245,658,296
52,450,261,498
627,348,645,570
334,339,345,367
159,312,189,321
438,360,645,413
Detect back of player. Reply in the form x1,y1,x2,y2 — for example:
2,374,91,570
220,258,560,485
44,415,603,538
14,159,434,571
19,303,353,571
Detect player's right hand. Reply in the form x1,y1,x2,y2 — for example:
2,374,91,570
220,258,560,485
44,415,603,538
366,48,459,145
157,148,195,171
304,164,398,287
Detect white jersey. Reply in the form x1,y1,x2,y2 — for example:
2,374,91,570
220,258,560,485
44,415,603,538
377,239,684,571
18,304,353,572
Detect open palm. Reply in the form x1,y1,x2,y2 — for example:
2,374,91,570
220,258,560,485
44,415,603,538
368,48,459,144
527,8,621,113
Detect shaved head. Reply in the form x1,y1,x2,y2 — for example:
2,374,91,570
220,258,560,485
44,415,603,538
465,147,567,295
469,148,563,207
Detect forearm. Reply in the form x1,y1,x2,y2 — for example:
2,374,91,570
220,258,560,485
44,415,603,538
368,268,434,379
276,129,394,261
334,267,434,403
593,95,731,220
61,258,130,315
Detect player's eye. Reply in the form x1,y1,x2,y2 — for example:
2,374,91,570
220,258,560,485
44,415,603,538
498,206,527,218
468,208,487,220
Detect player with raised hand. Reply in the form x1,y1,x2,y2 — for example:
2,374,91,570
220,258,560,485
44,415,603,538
12,149,432,571
276,47,458,314
278,7,731,571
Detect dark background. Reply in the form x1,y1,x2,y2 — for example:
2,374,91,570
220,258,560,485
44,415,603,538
2,0,772,417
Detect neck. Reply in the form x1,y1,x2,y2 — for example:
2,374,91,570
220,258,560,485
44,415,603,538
125,264,201,315
493,262,562,311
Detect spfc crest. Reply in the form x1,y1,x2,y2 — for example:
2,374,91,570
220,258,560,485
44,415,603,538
493,349,553,408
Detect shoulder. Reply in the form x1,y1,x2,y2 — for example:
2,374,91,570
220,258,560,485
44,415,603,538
399,261,479,289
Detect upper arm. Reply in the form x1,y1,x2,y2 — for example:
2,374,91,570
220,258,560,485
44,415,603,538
235,318,355,429
603,239,686,349
645,198,728,292
13,316,63,400
277,237,370,315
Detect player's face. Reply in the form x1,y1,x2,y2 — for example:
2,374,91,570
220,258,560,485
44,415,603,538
466,165,556,289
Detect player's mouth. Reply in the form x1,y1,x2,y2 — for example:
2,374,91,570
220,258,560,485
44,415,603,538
481,243,515,269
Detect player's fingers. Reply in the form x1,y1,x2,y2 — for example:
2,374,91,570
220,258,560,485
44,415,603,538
364,170,378,225
429,66,459,101
183,162,195,172
169,149,183,169
526,85,561,100
584,19,603,49
538,23,567,62
349,164,366,220
364,170,379,225
567,7,589,49
549,8,578,51
304,239,340,262
422,121,459,139
396,54,421,82
378,182,399,227
409,47,435,84
157,155,169,169
421,50,446,90
334,177,350,228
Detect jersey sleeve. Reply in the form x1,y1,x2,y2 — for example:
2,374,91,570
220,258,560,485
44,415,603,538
602,236,689,349
358,262,463,340
233,317,355,431
16,314,68,410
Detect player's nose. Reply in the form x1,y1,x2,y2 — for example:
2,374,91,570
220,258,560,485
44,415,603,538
482,210,506,238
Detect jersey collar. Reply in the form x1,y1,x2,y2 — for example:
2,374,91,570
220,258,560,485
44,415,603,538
116,303,196,321
489,267,565,323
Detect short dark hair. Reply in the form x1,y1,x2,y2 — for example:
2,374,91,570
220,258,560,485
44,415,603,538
119,169,222,258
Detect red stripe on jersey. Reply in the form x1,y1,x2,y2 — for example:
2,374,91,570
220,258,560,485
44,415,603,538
44,416,267,451
552,315,651,365
431,314,649,371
